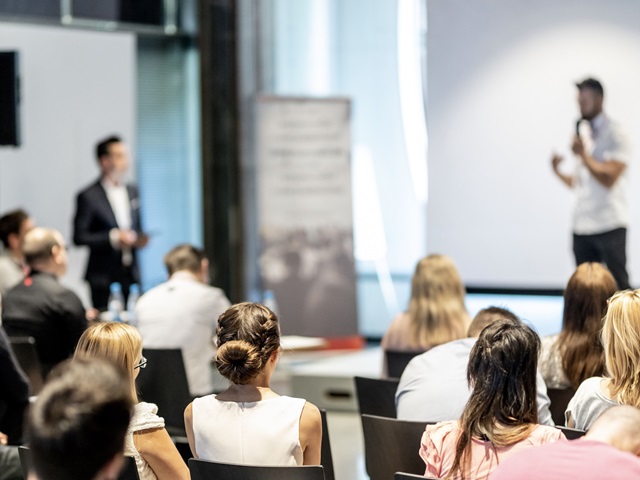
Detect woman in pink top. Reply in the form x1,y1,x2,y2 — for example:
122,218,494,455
420,317,565,479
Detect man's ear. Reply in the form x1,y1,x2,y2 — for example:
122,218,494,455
96,453,124,480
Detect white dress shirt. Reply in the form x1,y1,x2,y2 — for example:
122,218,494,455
135,271,231,396
101,178,134,266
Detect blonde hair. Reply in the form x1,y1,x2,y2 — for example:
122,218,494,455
603,289,640,407
74,322,142,403
407,254,470,349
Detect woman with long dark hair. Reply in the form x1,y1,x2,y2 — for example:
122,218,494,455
420,318,564,479
540,262,617,389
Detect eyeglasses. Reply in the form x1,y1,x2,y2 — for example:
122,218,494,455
135,356,147,370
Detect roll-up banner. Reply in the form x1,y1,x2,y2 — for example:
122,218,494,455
256,96,358,338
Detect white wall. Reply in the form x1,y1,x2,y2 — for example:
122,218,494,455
427,0,640,288
0,22,135,304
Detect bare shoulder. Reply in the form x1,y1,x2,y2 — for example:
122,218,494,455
301,401,321,424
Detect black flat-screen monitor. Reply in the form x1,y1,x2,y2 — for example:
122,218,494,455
0,51,20,147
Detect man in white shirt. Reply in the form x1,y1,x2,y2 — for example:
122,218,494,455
0,209,34,297
395,307,554,426
551,78,630,289
136,244,231,396
73,136,149,310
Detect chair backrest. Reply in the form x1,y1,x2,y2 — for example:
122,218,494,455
119,456,141,480
361,414,429,480
354,376,399,418
556,425,587,440
395,473,437,480
18,445,31,478
188,458,325,480
18,446,139,480
136,348,192,435
319,409,335,480
547,387,577,426
9,336,44,394
385,350,422,379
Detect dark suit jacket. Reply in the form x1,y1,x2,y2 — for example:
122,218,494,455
1,271,88,371
73,180,142,288
0,327,29,443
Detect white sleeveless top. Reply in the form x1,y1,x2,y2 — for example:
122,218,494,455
124,402,165,480
192,394,306,465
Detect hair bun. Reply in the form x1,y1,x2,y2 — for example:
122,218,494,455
215,340,263,385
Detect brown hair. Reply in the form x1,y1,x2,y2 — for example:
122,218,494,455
74,322,142,403
558,262,617,388
0,208,29,248
406,254,470,349
163,243,206,276
448,318,540,479
215,302,281,385
603,289,640,407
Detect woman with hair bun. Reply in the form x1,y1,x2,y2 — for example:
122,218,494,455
184,302,322,465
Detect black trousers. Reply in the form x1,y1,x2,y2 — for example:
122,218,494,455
573,227,630,290
89,265,137,311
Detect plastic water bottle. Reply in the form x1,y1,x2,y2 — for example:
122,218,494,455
263,289,279,315
108,282,124,322
127,283,140,326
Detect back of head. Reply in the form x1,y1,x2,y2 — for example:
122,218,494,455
559,262,617,388
95,135,122,161
215,302,280,385
587,405,640,455
21,227,59,267
0,208,28,248
407,254,469,348
602,289,640,407
28,358,132,480
163,243,205,276
467,306,518,338
450,318,540,478
74,322,142,403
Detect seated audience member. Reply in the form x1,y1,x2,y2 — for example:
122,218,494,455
492,405,640,479
27,357,133,480
136,244,230,396
0,327,29,444
0,431,22,480
396,307,553,425
567,289,640,430
0,209,34,296
2,228,87,376
381,254,470,356
540,262,616,389
184,302,322,465
74,323,189,480
419,318,565,480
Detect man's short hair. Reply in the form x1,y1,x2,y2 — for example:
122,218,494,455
467,306,519,338
28,358,132,480
576,77,604,97
0,209,29,248
21,228,60,267
96,135,122,161
163,243,206,276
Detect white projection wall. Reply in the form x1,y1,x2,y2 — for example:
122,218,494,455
428,0,640,288
0,23,134,304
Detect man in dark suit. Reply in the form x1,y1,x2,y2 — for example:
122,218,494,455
73,136,148,310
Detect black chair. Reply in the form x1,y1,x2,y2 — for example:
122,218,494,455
361,414,430,480
395,474,437,480
547,387,576,426
385,350,422,379
18,445,31,478
9,336,44,394
188,458,325,480
556,425,587,440
354,376,399,418
19,446,140,480
136,348,193,436
319,409,335,480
